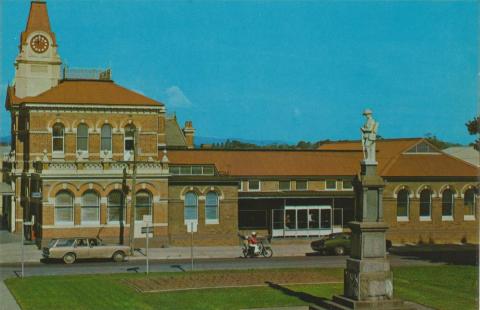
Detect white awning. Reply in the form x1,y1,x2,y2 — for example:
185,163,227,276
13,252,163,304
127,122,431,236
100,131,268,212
0,183,13,195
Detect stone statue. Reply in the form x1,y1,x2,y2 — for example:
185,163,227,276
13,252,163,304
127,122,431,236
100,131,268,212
360,109,378,163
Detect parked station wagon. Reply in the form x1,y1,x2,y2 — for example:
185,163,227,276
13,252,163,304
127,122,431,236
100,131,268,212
42,237,130,264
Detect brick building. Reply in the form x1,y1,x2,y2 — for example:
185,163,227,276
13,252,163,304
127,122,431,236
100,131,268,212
2,2,478,246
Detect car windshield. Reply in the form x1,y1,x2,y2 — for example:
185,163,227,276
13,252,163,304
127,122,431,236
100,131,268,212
47,239,57,248
55,239,75,247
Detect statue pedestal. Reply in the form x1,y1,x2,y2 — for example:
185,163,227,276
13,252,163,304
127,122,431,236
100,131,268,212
344,222,392,301
310,162,422,310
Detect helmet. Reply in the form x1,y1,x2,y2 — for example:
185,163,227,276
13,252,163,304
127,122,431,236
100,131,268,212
362,109,372,115
252,232,257,236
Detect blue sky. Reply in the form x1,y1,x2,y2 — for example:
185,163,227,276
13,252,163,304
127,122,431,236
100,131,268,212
1,1,478,144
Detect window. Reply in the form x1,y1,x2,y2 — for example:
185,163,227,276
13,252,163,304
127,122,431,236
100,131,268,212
108,191,125,223
442,189,454,220
396,189,409,220
248,180,260,191
405,142,439,154
55,191,73,225
419,189,432,220
184,192,198,221
76,123,88,152
279,180,291,191
205,192,219,224
239,210,267,229
464,188,476,220
125,124,135,152
101,124,112,152
81,191,99,224
296,180,308,191
52,123,64,153
136,191,152,221
325,180,336,190
342,180,353,190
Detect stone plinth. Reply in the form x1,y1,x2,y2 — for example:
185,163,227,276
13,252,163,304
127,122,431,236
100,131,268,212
311,161,420,309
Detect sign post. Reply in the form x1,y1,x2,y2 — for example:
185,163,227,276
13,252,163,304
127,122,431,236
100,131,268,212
142,215,152,275
190,222,194,271
22,221,33,279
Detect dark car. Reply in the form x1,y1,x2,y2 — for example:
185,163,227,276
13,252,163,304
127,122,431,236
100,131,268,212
311,232,392,256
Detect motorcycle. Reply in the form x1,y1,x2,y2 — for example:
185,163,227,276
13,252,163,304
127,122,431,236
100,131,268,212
238,233,273,258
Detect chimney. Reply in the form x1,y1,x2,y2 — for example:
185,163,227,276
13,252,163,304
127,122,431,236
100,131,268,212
182,121,195,149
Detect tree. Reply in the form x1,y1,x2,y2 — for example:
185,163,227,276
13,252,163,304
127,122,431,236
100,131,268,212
465,116,480,150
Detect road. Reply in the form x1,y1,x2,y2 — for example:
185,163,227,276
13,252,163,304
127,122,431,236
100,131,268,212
0,253,442,280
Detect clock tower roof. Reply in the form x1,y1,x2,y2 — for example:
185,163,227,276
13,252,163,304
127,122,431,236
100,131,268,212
20,1,56,48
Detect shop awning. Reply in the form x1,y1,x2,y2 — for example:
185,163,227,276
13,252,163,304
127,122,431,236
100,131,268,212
0,183,13,196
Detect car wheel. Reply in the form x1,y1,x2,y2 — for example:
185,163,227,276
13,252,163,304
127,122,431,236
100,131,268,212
63,253,76,264
334,246,345,256
112,251,125,262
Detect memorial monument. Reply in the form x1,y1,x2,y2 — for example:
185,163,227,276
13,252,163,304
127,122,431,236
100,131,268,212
313,110,418,310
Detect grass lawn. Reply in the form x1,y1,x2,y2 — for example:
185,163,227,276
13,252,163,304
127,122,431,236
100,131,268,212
5,265,478,310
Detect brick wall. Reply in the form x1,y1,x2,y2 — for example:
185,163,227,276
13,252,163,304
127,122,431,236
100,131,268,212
168,184,238,246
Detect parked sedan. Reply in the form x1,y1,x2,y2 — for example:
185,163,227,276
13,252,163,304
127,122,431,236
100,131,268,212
311,232,392,256
42,237,130,264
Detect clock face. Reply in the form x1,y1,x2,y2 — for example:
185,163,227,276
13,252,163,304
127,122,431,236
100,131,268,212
30,34,49,53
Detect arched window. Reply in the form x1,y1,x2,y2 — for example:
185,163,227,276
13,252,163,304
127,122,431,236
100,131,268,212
77,123,89,153
135,191,152,221
52,123,65,153
419,189,432,219
184,192,198,221
108,191,124,223
82,191,99,224
442,189,454,219
55,191,73,225
396,189,409,220
101,124,112,152
464,188,476,218
205,191,219,224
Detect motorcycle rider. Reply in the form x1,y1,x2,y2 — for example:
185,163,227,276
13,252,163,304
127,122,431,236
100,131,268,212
248,232,260,255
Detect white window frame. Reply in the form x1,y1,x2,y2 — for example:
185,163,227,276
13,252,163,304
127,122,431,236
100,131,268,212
100,124,113,158
396,190,409,222
81,191,100,226
239,181,244,192
296,180,308,191
124,125,135,161
463,189,476,221
419,189,432,221
248,180,261,192
76,123,89,159
135,191,152,222
205,192,219,225
107,191,125,224
55,191,74,226
342,180,353,191
441,190,455,221
184,192,198,224
325,180,337,191
278,180,291,191
52,123,65,159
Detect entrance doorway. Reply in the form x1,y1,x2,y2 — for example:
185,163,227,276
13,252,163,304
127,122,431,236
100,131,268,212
272,206,343,237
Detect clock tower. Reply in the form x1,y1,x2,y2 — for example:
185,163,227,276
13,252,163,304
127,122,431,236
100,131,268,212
14,1,62,98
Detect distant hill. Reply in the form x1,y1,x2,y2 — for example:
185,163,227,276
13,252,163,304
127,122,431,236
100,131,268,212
195,136,291,147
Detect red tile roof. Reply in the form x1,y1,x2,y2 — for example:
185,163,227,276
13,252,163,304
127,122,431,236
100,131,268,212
7,80,163,107
168,139,479,178
168,149,363,177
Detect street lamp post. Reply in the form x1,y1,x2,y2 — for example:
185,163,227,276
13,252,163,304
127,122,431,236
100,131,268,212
128,128,138,255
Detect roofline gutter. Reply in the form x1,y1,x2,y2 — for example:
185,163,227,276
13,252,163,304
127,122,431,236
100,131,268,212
20,103,165,112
